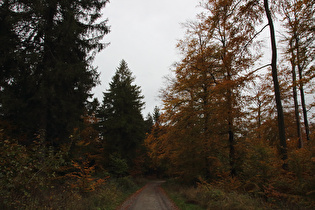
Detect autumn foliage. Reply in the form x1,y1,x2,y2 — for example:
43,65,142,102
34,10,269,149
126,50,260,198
1,0,314,209
144,0,315,208
65,159,108,193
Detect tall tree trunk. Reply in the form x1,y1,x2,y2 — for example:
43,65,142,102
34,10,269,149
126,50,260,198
295,36,310,142
201,39,212,178
227,65,236,177
39,4,57,146
257,95,262,140
264,0,288,169
220,3,236,177
290,41,303,148
228,119,236,177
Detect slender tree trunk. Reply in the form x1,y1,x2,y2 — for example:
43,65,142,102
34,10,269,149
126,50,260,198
290,41,303,148
39,3,57,146
203,93,212,178
257,96,262,140
295,36,310,142
264,0,288,169
220,3,236,177
228,121,236,177
201,46,211,178
227,64,236,177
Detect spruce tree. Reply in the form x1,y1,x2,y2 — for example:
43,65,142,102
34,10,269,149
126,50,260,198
0,0,20,88
99,60,145,166
0,0,109,145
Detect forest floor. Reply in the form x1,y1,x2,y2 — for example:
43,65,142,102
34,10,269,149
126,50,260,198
117,180,178,210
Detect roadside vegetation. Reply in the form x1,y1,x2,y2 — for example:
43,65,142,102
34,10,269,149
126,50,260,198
0,129,146,209
163,178,314,210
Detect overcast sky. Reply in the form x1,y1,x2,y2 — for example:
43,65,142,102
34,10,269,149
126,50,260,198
93,0,202,116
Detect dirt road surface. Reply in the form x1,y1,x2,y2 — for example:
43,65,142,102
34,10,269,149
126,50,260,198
117,181,178,210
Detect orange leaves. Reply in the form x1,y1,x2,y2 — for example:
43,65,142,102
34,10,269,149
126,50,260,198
263,184,287,201
160,0,263,179
65,159,108,193
144,123,168,170
151,2,313,208
288,146,314,179
61,118,109,193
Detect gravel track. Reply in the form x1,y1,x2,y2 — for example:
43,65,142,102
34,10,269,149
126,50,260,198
117,181,178,210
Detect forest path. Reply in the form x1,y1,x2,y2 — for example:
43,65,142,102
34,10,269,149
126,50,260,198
117,180,178,210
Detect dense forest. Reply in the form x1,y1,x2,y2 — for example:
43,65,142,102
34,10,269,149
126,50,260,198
0,0,314,209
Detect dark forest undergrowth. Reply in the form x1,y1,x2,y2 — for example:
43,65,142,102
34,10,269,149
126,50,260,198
0,173,146,210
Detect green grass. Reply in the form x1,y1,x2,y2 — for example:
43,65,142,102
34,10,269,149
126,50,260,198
166,191,205,210
162,181,205,210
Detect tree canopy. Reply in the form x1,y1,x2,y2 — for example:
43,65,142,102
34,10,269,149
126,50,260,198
0,0,110,145
99,60,146,166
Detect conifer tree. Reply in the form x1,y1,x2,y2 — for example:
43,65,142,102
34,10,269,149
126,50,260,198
152,106,161,125
99,60,145,166
0,0,109,145
0,0,20,88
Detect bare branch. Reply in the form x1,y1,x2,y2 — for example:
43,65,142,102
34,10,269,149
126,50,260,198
242,24,269,51
253,64,271,72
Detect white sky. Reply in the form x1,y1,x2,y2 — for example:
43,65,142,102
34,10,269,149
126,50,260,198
93,0,202,116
